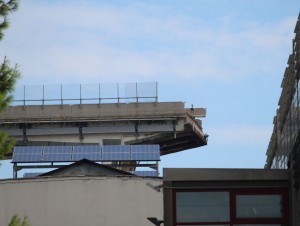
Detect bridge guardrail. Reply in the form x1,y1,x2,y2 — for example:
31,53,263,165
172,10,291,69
12,82,158,107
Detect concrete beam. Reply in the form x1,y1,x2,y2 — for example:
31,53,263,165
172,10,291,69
0,102,186,123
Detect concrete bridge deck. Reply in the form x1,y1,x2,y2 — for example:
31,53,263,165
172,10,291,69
0,102,207,156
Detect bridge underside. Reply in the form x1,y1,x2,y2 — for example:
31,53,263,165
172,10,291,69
126,124,205,155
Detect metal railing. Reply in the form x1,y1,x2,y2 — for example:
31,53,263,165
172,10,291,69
12,82,158,107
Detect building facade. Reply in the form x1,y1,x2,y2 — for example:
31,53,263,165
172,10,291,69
163,168,290,226
0,176,163,226
265,13,300,226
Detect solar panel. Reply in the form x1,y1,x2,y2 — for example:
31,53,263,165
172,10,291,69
131,145,160,161
42,146,72,162
131,153,160,161
102,145,131,161
23,172,42,178
102,145,130,152
102,152,131,161
131,144,160,153
12,146,43,163
42,153,72,162
102,152,130,161
12,154,42,163
131,171,158,177
43,146,73,154
73,153,101,161
72,145,101,161
14,146,43,154
73,145,101,153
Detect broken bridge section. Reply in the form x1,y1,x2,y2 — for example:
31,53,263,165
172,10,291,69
0,102,207,157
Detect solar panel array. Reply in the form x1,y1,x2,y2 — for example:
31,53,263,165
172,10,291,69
12,145,160,163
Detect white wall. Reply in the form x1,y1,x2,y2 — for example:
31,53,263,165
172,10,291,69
0,176,163,226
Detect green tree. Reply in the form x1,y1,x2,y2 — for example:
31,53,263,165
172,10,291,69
9,214,30,226
0,0,18,40
0,0,20,159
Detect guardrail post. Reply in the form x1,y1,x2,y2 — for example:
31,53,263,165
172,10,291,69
60,84,63,107
117,83,120,107
98,83,101,107
155,82,158,105
23,85,26,109
80,84,82,107
136,82,139,107
42,85,45,108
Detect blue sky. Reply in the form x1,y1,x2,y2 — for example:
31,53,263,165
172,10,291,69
0,1,299,178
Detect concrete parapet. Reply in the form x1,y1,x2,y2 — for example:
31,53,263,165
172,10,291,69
0,102,186,123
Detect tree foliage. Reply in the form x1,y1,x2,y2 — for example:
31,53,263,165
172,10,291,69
0,0,19,159
0,0,19,41
0,57,19,109
9,214,30,226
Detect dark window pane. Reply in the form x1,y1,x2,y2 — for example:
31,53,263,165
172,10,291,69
236,195,282,218
176,192,230,223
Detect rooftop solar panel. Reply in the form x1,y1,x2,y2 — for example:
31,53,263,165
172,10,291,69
102,145,130,153
102,152,131,161
131,144,160,153
102,145,131,161
131,152,160,161
12,144,161,163
12,146,43,163
43,146,73,154
131,145,160,161
73,145,101,153
13,146,43,154
42,153,72,162
72,153,101,161
12,153,42,163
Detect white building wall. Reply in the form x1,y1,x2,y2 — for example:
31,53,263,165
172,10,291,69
0,176,163,226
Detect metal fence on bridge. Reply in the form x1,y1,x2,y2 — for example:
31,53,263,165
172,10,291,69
12,82,158,106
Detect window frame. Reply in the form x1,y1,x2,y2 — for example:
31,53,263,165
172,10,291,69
173,188,289,226
231,188,289,225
